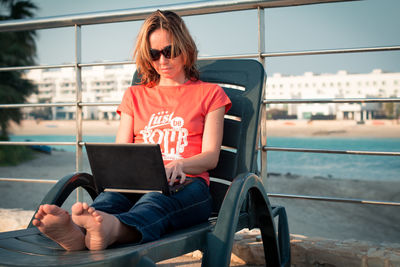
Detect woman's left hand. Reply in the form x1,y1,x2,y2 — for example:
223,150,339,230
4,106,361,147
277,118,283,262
165,160,186,185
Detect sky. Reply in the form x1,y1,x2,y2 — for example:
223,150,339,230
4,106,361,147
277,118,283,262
13,0,400,75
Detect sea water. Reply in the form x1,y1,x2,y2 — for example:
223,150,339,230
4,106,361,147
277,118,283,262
267,137,400,181
9,135,400,181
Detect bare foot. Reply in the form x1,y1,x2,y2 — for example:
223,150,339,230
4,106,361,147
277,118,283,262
71,202,122,250
32,204,86,251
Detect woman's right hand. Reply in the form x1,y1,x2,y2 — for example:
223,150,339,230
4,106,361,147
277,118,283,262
165,160,186,186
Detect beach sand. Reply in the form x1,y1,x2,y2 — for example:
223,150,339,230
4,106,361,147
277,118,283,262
265,119,400,138
8,118,400,137
2,119,400,244
9,119,120,136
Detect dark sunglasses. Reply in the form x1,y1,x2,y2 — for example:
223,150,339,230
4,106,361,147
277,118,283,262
149,45,180,61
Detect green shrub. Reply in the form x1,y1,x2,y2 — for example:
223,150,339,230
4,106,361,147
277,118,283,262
0,145,35,166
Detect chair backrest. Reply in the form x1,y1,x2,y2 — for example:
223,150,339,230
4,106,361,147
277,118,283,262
132,59,265,214
197,60,265,214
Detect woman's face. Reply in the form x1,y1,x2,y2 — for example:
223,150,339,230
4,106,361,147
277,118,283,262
149,28,186,85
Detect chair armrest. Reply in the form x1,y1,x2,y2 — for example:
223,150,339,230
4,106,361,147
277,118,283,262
213,172,272,236
203,172,281,266
27,172,98,227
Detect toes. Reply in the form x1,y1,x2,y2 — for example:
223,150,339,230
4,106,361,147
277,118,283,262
87,207,95,214
92,211,103,222
73,202,83,209
94,215,103,223
82,202,89,210
32,218,41,227
36,205,46,216
35,211,44,220
41,204,52,213
72,202,92,215
42,204,60,215
72,202,84,215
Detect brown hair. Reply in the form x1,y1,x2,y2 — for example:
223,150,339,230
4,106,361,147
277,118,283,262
134,10,199,85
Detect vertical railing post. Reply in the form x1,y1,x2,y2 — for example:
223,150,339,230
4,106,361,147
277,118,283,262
257,7,268,183
75,24,83,202
257,7,266,67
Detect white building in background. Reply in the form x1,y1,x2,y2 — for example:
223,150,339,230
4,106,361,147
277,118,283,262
25,64,136,120
24,66,399,121
266,69,400,121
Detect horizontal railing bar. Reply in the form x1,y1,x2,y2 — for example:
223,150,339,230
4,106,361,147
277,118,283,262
0,102,76,109
80,102,119,106
0,178,57,184
2,44,398,72
0,64,75,72
199,54,259,60
0,61,134,73
264,98,400,104
2,176,398,206
3,140,398,156
78,54,260,66
0,102,121,109
0,61,134,72
0,141,107,148
78,61,135,67
262,45,400,57
0,0,355,32
0,55,259,73
267,193,400,206
0,141,110,146
2,177,398,206
0,141,76,146
264,146,400,156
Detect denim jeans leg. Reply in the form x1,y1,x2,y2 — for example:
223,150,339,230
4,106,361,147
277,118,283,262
115,178,212,243
91,191,134,215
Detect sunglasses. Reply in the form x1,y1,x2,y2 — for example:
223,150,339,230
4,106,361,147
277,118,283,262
149,45,180,61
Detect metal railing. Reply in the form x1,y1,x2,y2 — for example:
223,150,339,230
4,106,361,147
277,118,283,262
1,0,400,207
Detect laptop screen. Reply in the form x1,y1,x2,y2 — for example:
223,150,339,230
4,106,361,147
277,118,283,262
85,143,169,195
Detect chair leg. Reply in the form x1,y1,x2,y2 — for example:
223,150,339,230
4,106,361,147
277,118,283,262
250,188,281,266
202,232,233,267
273,206,291,267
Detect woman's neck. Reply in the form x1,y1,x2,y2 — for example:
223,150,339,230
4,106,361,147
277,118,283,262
158,74,188,86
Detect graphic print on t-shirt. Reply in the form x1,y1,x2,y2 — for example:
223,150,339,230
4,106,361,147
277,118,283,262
140,111,188,160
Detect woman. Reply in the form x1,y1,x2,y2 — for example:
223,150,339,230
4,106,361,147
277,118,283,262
32,10,231,251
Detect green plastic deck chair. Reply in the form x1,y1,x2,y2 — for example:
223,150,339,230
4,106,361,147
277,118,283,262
0,59,290,267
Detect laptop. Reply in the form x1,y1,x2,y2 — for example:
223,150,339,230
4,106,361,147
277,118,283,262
85,143,186,196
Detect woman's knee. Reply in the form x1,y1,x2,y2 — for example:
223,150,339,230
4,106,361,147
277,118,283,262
91,192,133,214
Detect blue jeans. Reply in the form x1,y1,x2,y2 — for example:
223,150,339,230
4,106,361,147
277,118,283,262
91,178,212,243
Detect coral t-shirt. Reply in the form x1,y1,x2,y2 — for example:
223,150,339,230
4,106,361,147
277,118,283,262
117,80,232,185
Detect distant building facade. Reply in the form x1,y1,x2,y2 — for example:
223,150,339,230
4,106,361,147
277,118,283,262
24,64,136,120
24,66,399,121
266,69,400,121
